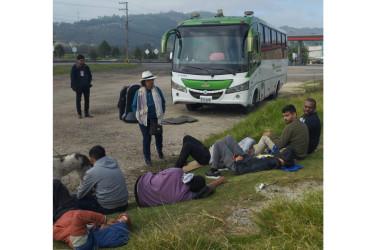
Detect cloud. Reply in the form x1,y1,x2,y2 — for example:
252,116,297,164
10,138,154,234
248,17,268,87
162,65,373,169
53,0,323,27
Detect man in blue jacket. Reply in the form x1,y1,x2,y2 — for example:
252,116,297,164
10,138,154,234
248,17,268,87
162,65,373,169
72,145,129,214
300,98,321,154
70,55,93,118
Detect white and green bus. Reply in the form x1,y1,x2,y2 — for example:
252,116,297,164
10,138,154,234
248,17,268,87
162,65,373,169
161,10,288,113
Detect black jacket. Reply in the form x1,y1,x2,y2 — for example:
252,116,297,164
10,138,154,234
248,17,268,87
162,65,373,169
70,63,92,91
234,154,282,175
301,112,321,154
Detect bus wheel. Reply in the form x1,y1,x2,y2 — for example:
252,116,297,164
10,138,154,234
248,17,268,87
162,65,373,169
242,92,258,114
186,104,202,111
241,105,251,114
272,83,280,99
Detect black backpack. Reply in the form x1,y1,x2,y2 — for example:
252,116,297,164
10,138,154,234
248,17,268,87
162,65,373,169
118,84,141,123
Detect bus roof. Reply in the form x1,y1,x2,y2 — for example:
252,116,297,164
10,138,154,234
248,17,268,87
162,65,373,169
178,15,287,34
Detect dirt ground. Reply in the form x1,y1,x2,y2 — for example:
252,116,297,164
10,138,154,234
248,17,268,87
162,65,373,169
53,64,323,197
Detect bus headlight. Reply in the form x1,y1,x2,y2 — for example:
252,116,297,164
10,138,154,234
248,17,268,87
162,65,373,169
225,81,249,94
171,80,187,93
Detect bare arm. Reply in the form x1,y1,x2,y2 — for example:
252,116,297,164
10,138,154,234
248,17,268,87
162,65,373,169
208,176,227,188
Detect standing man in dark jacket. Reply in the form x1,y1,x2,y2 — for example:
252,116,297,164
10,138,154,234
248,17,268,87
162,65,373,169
300,98,321,154
70,55,93,119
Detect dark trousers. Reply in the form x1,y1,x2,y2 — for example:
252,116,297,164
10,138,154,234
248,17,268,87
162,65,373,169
71,194,128,215
76,86,90,115
139,121,163,160
175,135,211,168
53,179,77,224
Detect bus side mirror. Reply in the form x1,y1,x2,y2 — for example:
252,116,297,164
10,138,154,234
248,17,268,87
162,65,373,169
161,29,176,53
247,28,254,53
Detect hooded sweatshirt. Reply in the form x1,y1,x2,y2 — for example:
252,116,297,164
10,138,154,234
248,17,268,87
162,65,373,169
77,156,128,209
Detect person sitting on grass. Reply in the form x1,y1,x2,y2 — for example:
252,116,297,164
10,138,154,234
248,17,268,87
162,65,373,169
134,167,227,207
253,104,309,160
72,145,129,214
205,135,295,179
53,179,131,249
300,98,321,154
174,135,256,168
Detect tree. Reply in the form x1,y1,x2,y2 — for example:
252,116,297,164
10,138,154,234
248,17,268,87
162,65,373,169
287,44,309,65
88,49,98,61
54,44,65,57
112,46,120,57
98,40,111,57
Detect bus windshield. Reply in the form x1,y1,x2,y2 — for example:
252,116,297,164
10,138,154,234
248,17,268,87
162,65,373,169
173,24,249,75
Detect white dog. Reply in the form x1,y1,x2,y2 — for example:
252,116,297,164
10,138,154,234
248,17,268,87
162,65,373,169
53,153,92,183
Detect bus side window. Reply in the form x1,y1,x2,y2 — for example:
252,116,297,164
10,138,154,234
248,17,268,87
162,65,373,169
271,29,276,45
265,27,271,45
259,24,264,46
277,32,282,45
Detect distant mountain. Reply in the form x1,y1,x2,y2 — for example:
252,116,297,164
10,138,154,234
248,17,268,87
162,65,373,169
53,11,215,49
53,11,323,49
279,26,323,35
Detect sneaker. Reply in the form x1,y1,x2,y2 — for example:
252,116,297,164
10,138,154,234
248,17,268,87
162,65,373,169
144,159,153,166
158,152,164,159
78,114,82,119
85,113,93,118
217,164,229,172
205,169,222,179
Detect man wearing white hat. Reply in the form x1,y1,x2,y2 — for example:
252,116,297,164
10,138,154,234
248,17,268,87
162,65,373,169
132,71,166,166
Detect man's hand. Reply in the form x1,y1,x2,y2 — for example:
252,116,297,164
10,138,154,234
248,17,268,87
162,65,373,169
263,131,271,137
100,218,117,230
234,155,243,162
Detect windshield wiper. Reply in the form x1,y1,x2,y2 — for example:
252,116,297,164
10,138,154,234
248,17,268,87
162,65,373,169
183,65,212,75
205,67,236,76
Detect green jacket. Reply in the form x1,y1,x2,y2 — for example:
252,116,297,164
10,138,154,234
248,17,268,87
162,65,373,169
269,119,309,160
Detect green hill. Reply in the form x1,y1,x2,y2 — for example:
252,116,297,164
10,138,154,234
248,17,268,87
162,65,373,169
53,11,323,50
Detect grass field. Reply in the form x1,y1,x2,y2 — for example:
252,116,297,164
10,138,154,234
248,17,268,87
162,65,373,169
53,79,323,249
53,63,141,75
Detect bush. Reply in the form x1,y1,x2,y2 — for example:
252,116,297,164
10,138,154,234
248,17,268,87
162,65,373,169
88,49,98,61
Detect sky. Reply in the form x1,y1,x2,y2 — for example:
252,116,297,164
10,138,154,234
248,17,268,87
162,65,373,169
53,0,323,28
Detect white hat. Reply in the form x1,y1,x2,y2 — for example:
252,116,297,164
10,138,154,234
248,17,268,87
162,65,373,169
140,71,157,82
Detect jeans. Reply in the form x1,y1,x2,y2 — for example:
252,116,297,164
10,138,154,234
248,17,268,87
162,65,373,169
212,135,245,171
175,135,210,168
76,86,90,115
254,135,275,154
138,120,163,160
71,194,128,215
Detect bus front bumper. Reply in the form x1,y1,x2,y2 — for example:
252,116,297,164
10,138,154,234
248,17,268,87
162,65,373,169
171,88,250,107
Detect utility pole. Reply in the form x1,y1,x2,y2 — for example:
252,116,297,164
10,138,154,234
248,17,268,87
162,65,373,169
119,2,129,62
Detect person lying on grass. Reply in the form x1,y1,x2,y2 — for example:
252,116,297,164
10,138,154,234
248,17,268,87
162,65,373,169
205,135,296,179
53,179,131,249
134,167,227,207
174,135,256,168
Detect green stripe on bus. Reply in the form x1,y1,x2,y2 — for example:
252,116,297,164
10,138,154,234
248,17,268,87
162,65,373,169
181,79,233,90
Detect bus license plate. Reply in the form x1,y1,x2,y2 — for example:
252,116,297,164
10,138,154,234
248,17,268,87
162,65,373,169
200,96,212,104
